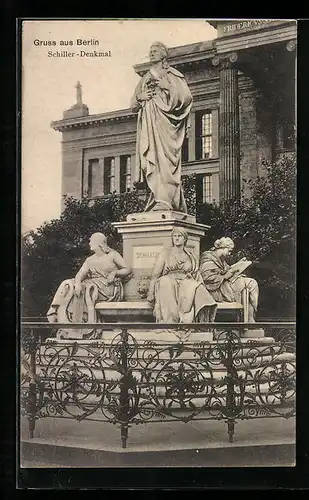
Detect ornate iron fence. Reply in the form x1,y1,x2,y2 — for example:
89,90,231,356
20,322,296,448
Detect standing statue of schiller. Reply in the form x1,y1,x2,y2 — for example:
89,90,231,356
131,41,192,213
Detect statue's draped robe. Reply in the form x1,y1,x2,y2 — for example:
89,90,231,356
132,66,192,212
199,251,237,303
199,251,259,313
47,251,124,338
153,248,217,323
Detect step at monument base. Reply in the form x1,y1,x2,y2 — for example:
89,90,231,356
95,301,253,327
20,417,296,467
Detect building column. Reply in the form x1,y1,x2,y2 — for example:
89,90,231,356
82,157,89,198
211,108,219,158
286,40,297,142
188,111,196,161
114,155,120,193
99,158,104,195
130,153,136,190
213,53,240,204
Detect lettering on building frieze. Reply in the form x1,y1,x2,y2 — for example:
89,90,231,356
221,19,279,35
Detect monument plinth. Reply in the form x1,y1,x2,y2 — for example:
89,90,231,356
113,211,210,302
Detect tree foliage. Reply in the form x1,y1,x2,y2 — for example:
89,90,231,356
197,154,296,318
21,156,296,319
21,191,145,317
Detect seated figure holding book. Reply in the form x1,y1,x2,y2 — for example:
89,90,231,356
199,237,259,323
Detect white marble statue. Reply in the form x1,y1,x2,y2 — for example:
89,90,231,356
131,41,192,213
199,237,259,322
147,228,217,323
46,233,132,336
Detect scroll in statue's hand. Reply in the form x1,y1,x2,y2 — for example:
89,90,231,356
137,89,155,102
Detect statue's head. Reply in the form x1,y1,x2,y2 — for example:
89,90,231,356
89,232,109,253
212,237,235,257
149,41,168,65
171,227,188,247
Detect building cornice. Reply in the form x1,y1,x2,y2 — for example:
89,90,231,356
207,19,295,35
51,108,136,132
62,128,136,143
212,20,296,54
62,133,137,151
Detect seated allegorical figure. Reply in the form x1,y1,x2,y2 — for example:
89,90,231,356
199,237,259,323
46,232,132,337
147,228,217,323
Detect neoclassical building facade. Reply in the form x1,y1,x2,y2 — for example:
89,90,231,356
51,20,296,210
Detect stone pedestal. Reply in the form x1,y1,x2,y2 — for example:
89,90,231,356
113,211,210,302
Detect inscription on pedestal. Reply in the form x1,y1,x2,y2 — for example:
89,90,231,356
133,246,163,269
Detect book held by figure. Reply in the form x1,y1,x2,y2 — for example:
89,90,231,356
227,259,252,283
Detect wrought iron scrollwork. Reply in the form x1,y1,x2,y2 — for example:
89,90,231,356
20,324,296,448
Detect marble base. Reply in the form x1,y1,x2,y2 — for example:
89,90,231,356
242,328,265,338
126,211,196,224
214,328,265,340
95,301,154,322
113,211,210,301
120,329,213,343
45,329,214,343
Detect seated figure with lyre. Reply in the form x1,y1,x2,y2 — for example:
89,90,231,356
46,232,132,338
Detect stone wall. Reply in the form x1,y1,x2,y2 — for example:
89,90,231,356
61,118,137,207
59,67,282,207
61,144,84,208
239,79,273,197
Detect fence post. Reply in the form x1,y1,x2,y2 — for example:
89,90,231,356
28,331,38,439
225,329,236,443
241,287,250,323
119,328,130,448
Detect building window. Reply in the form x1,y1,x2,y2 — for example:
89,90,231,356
195,111,212,160
196,174,213,204
202,175,212,203
182,135,189,163
120,155,131,192
103,157,115,194
88,158,100,198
